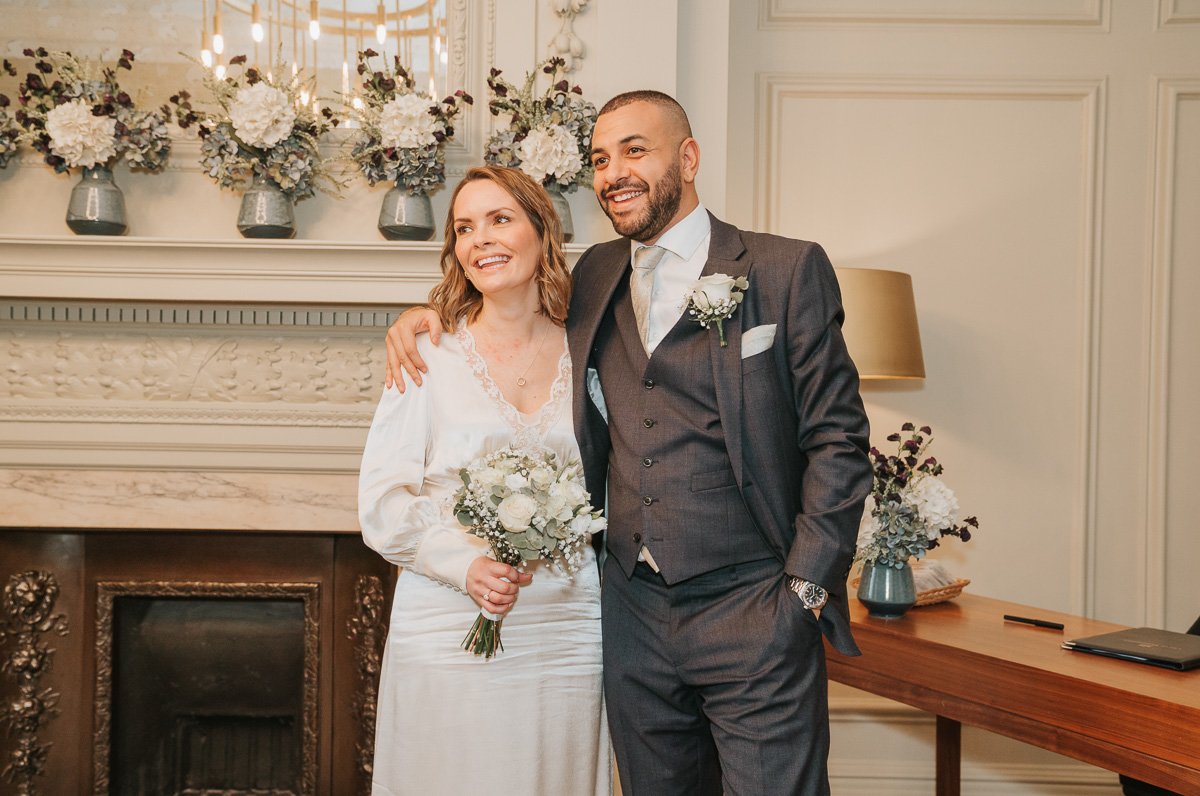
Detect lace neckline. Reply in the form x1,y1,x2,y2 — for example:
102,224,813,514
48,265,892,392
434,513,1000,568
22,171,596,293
457,322,571,450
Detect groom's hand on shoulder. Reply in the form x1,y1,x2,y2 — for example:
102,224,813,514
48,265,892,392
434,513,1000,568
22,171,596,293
385,307,444,391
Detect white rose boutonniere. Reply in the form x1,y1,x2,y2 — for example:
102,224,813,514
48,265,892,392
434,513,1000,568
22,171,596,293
683,273,749,347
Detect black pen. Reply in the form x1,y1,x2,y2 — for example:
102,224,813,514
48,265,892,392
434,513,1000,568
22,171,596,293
1004,614,1065,631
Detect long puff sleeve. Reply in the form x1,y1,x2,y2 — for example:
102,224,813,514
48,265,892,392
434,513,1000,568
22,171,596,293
358,380,489,593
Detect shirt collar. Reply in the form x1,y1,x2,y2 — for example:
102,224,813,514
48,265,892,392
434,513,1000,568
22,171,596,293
630,203,710,261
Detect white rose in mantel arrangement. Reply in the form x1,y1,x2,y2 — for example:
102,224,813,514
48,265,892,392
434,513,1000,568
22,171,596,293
229,82,296,148
45,99,117,168
517,123,583,185
379,93,441,149
496,493,539,533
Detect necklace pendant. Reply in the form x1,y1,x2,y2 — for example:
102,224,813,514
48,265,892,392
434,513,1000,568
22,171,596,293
516,377,527,387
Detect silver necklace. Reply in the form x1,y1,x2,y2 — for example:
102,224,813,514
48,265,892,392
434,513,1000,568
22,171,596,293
505,321,551,388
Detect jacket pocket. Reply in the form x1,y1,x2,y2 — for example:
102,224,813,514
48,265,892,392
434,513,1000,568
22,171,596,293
690,467,737,492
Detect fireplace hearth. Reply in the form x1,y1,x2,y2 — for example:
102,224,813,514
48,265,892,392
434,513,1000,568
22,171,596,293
0,531,391,796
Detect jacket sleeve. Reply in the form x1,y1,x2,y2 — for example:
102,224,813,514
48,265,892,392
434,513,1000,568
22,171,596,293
782,242,873,591
358,380,489,593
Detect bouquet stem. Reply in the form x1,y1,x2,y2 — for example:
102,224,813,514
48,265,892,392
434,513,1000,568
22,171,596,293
462,612,504,659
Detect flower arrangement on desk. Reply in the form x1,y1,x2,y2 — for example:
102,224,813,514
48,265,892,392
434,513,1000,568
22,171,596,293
0,60,22,169
168,55,340,202
346,48,471,191
483,57,596,193
856,423,979,569
14,48,171,174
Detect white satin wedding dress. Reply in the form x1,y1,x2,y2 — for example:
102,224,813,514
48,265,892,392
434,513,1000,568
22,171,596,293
358,324,611,796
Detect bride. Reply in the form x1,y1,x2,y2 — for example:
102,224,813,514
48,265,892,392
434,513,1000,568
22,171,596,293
358,165,611,795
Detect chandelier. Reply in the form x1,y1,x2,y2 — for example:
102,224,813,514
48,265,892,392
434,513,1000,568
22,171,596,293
196,0,447,101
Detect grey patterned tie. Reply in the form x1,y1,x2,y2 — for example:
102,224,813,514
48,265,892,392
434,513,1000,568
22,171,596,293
630,245,668,351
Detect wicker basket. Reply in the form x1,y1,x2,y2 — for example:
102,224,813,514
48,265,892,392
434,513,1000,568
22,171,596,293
848,576,970,607
913,578,970,607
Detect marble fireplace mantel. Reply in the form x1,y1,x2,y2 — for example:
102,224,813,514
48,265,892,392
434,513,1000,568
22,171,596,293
0,235,587,533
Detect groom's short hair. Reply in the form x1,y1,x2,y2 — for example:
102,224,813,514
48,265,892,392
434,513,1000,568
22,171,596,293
598,90,693,140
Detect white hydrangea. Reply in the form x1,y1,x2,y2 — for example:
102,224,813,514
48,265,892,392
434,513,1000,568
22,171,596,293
856,501,881,552
378,93,441,149
45,99,117,168
905,477,960,537
229,82,296,148
516,123,582,185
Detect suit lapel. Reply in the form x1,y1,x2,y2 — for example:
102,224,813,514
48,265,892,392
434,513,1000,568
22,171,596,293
570,243,631,445
703,216,751,489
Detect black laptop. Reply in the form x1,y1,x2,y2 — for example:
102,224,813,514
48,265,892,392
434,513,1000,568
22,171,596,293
1062,627,1200,671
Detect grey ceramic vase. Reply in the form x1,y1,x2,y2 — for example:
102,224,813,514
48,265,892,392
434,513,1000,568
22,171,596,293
378,186,435,241
856,560,916,618
237,175,296,239
66,164,127,236
547,184,574,243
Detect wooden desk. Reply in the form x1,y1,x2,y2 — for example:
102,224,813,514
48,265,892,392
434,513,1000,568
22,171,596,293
825,593,1200,795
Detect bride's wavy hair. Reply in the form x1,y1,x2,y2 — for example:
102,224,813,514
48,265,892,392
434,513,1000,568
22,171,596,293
430,166,572,329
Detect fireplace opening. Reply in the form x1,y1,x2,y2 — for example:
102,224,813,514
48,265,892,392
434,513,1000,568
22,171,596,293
96,583,319,796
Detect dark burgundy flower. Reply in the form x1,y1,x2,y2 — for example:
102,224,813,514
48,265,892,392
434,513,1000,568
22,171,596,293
35,61,52,74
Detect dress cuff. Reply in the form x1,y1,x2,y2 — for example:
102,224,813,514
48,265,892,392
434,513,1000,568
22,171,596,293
412,525,491,592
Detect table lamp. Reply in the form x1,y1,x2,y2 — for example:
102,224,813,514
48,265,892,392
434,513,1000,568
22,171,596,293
835,267,925,380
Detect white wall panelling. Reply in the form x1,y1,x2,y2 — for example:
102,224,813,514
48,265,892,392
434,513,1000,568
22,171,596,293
1148,80,1200,633
760,0,1108,29
754,75,1104,614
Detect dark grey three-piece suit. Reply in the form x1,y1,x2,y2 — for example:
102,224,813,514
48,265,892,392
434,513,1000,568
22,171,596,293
567,214,872,796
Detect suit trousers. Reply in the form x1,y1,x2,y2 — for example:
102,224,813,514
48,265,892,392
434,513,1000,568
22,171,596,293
602,555,831,796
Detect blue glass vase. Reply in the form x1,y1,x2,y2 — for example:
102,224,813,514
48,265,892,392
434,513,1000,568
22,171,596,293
857,560,916,618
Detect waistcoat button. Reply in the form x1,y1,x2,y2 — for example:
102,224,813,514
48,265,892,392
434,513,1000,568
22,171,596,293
643,379,655,389
642,496,653,506
633,533,642,543
643,418,655,428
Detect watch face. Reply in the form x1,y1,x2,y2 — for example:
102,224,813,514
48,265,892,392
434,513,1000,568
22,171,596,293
801,581,828,608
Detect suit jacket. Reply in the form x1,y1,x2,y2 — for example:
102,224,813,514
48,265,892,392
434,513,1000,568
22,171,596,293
567,213,871,657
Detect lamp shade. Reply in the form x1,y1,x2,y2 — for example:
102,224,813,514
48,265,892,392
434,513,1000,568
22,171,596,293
835,267,925,380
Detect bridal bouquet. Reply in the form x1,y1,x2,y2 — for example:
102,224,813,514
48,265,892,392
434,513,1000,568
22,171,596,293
0,61,20,169
346,48,471,191
168,56,339,201
856,423,979,569
14,48,171,174
483,57,596,193
453,446,606,659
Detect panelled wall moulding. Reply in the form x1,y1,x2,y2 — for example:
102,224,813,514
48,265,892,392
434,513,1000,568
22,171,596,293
753,74,1106,615
759,0,1108,29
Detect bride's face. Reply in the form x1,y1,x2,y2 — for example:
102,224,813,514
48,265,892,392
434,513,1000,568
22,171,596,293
452,179,542,300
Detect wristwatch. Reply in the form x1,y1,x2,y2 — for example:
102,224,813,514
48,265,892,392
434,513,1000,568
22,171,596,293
788,577,828,610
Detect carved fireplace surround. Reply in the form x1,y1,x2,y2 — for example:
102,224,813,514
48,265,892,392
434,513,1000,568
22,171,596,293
0,235,584,794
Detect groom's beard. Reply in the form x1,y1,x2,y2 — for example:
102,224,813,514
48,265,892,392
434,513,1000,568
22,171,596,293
600,160,683,243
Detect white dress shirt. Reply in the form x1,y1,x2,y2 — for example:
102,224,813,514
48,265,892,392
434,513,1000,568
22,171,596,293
630,204,712,354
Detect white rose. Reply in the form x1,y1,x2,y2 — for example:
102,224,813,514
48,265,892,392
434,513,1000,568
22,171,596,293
504,473,529,491
229,82,296,148
589,515,608,534
379,93,441,149
517,123,583,184
694,274,736,306
543,493,569,521
472,466,504,490
45,99,117,168
905,477,960,536
496,493,539,532
568,514,593,536
530,466,555,490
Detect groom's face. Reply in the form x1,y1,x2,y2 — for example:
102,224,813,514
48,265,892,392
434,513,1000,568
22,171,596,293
590,101,687,244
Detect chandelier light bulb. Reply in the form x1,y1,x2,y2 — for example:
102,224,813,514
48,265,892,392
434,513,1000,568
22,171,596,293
375,3,387,44
200,30,213,67
213,6,224,54
352,95,364,110
251,1,264,42
309,0,321,40
215,64,227,80
300,89,310,107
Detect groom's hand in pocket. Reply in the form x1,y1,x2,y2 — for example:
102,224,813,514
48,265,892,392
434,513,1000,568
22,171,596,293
467,557,533,617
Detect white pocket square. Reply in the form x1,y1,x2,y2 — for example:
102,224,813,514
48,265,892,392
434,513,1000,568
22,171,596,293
586,366,608,423
741,324,777,359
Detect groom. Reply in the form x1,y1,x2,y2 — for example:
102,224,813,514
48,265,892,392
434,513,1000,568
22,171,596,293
387,91,870,795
